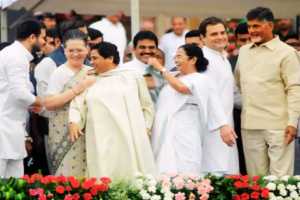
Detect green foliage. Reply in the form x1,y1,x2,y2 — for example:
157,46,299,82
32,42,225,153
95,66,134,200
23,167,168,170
205,174,235,200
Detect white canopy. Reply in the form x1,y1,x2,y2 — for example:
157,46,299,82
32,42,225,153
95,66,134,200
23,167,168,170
6,0,300,18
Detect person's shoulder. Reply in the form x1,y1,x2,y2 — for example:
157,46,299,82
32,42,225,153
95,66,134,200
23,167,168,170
35,57,56,76
160,32,173,41
120,60,134,68
51,64,67,75
276,39,296,52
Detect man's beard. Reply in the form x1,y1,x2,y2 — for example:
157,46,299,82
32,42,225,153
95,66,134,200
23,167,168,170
31,44,43,59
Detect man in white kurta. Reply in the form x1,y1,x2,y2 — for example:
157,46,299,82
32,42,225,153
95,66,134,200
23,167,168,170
0,20,45,178
121,31,164,103
199,17,239,174
89,13,127,63
159,17,188,70
69,68,156,180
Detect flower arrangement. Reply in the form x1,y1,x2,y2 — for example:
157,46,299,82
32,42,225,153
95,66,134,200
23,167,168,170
10,173,300,200
132,173,214,200
264,175,300,200
21,173,111,200
227,175,269,200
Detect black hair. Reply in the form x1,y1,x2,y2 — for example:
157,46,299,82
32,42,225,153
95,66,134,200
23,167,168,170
133,31,158,48
43,12,55,20
16,19,42,40
198,17,226,37
0,42,11,51
246,7,274,22
74,20,86,29
185,30,201,38
63,29,88,46
46,28,60,39
283,33,299,42
91,42,120,65
58,20,86,40
235,23,249,37
88,28,103,40
179,43,208,72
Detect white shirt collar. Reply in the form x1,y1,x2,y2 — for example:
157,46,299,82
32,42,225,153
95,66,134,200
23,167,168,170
203,46,227,60
14,41,34,62
132,57,149,68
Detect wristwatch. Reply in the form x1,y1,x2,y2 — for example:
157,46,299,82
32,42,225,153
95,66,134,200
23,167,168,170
160,68,167,76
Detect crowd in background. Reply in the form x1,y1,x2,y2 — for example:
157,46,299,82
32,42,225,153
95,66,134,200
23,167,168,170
1,6,300,180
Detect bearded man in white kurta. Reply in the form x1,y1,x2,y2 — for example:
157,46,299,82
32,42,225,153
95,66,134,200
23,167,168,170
199,17,239,174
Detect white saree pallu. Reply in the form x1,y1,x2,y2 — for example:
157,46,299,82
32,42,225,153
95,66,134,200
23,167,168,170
152,72,227,176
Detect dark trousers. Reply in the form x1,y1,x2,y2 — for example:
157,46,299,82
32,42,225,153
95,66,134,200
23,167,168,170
234,108,247,174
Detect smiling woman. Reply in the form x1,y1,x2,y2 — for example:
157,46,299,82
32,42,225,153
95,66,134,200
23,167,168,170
43,29,93,177
68,42,156,179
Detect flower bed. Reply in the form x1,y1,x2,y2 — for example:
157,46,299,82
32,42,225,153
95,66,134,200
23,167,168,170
1,174,300,200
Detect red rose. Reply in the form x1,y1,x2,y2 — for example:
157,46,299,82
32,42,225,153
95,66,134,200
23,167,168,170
41,177,50,185
234,181,248,189
83,192,93,200
55,185,65,194
97,183,109,192
70,178,80,189
90,186,98,196
31,173,43,182
250,191,260,199
82,178,97,190
57,175,68,183
261,188,269,199
251,184,260,191
21,175,30,183
234,181,244,189
100,177,111,184
72,193,80,200
252,176,260,182
29,189,39,196
233,195,241,200
241,176,249,182
64,194,73,200
241,193,249,200
38,194,47,200
47,193,54,199
65,186,72,192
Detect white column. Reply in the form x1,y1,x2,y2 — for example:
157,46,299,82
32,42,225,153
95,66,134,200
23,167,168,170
130,0,140,39
1,9,8,42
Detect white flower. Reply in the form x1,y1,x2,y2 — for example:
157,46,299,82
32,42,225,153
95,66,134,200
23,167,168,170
140,190,151,200
286,184,297,192
135,179,145,190
148,179,157,187
280,175,290,182
148,185,157,193
267,182,277,191
279,189,287,196
290,191,299,198
269,192,275,198
278,183,286,190
293,175,300,180
264,175,278,181
163,191,174,200
150,195,161,200
297,182,300,189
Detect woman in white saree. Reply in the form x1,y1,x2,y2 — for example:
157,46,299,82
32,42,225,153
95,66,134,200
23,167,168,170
68,42,156,180
150,44,237,175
